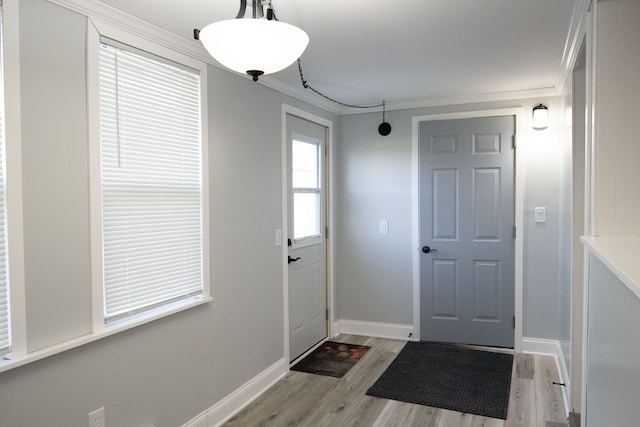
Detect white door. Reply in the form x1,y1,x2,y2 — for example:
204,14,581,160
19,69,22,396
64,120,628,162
419,116,515,348
286,114,328,362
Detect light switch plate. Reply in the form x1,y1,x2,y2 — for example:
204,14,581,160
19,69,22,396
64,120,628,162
534,207,546,223
89,407,105,427
379,220,389,234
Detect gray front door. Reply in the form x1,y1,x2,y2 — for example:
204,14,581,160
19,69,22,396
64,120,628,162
419,116,515,348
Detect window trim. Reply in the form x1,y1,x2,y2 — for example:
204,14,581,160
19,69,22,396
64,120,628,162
0,0,27,367
0,2,11,359
0,2,210,375
290,134,325,248
87,19,211,335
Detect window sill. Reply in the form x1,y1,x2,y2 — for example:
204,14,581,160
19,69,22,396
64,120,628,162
0,296,211,374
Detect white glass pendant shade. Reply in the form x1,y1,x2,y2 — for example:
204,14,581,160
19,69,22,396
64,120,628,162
532,104,549,130
199,18,309,79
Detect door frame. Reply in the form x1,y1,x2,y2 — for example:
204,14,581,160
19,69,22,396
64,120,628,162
281,104,335,363
411,108,524,352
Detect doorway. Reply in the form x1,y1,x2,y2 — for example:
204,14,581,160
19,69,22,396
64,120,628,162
284,109,331,362
417,115,516,348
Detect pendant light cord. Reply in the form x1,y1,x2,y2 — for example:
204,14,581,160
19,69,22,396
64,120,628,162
297,59,385,110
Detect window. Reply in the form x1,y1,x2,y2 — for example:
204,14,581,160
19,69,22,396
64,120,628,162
0,3,10,357
98,41,205,325
292,138,321,240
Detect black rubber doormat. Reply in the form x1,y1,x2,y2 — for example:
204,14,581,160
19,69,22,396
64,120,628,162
291,341,371,378
366,341,513,419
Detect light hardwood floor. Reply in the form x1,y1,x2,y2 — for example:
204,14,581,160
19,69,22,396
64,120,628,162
225,335,569,427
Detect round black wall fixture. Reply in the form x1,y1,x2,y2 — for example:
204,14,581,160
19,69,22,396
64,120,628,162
378,122,392,136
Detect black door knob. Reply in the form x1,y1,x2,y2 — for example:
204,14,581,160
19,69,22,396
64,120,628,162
422,246,438,254
288,256,301,264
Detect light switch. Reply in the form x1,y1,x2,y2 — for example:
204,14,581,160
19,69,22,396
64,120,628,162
534,207,546,223
379,220,389,234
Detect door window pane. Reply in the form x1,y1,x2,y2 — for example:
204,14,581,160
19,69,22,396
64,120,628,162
292,137,322,241
292,140,318,188
294,192,320,239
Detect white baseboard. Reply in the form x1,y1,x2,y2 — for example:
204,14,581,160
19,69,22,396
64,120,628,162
182,357,289,427
335,319,416,341
522,337,570,417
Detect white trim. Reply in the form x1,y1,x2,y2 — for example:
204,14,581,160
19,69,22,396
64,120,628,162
522,337,561,355
86,19,103,334
47,0,586,118
86,19,211,332
411,108,524,351
48,0,213,66
181,357,289,427
522,337,571,417
555,0,591,93
2,0,27,360
0,10,213,375
46,0,341,115
281,105,335,362
342,88,558,116
581,4,597,425
0,296,211,374
335,320,417,341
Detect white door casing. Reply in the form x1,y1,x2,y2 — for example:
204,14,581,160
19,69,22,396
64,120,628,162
412,108,525,351
283,107,332,362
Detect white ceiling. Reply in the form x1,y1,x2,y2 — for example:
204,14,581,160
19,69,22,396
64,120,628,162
97,0,581,109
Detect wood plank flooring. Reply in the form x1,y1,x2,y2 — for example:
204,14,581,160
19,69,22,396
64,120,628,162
225,335,569,427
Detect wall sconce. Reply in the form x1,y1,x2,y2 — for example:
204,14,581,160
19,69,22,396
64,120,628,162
532,104,549,130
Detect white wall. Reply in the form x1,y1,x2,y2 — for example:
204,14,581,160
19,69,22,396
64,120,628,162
336,98,572,344
592,0,640,235
583,0,640,424
0,0,337,425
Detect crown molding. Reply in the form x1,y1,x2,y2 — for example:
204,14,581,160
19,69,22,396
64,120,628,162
257,75,342,114
48,0,578,117
48,0,210,63
555,0,590,93
46,0,342,114
338,86,559,115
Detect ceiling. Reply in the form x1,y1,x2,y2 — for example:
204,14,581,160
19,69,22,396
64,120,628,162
97,0,582,110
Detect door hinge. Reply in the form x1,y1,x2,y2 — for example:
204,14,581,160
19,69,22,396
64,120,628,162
512,135,517,149
325,226,329,239
513,316,516,329
326,309,329,321
513,226,516,239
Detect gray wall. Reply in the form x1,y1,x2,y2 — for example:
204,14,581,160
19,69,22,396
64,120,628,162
335,109,414,325
335,100,572,342
0,0,337,425
586,256,640,426
0,0,579,425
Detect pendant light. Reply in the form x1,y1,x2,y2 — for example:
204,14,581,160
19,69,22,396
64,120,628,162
196,0,309,81
378,101,392,136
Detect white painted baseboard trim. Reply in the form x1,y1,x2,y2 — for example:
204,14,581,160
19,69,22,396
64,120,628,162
522,337,570,417
335,319,416,341
182,357,289,427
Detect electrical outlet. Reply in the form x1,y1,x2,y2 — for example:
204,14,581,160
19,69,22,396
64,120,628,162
89,407,105,427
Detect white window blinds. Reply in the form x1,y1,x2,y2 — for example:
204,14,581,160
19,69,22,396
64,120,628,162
98,42,204,324
0,6,11,357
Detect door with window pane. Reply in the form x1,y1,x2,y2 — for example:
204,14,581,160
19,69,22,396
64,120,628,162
286,114,327,362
